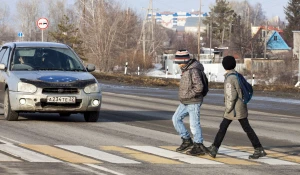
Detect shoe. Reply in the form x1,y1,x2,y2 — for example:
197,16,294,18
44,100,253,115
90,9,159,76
249,147,267,159
199,144,209,153
186,143,205,156
208,145,218,158
176,137,193,152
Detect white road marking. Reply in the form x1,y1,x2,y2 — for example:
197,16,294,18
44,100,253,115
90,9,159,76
85,164,126,175
126,146,223,164
0,137,23,144
219,147,298,165
66,163,106,175
0,144,61,162
0,152,22,162
56,145,140,164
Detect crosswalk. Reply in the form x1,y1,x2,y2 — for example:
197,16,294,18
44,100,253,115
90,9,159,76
0,143,298,165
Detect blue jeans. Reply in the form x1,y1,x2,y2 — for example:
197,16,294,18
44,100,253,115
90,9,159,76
172,103,203,143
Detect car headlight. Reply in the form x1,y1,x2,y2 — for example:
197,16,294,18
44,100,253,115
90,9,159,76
84,83,100,94
18,82,37,93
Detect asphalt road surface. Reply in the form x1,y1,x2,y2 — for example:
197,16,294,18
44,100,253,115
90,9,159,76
0,83,299,175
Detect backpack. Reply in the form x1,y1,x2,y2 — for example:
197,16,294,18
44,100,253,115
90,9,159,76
226,72,253,104
190,69,209,97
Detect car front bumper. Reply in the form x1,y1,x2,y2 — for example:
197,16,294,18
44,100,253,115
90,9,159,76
9,89,101,113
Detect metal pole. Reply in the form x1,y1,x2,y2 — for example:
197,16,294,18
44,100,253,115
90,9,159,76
264,22,268,59
124,62,128,75
42,30,44,42
166,66,168,78
197,0,202,61
252,74,255,86
295,46,300,87
298,46,300,82
209,14,212,59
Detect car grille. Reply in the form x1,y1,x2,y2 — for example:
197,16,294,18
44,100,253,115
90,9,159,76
42,88,79,94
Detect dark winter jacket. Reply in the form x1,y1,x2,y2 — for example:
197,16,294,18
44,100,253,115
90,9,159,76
178,59,204,104
223,70,248,120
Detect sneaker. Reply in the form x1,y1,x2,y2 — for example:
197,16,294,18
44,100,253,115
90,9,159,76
176,137,193,152
249,147,267,159
208,145,218,158
186,143,205,156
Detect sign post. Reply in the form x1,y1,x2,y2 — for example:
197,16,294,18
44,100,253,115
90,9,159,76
36,18,49,42
18,32,23,41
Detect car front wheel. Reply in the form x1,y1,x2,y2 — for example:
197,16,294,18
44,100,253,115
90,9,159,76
84,111,99,122
4,89,19,121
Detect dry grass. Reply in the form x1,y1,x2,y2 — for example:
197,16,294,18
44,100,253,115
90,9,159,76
92,72,300,94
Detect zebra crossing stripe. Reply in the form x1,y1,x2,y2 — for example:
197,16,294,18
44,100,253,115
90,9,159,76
20,144,101,164
85,164,126,175
160,146,260,165
228,146,300,164
56,145,140,164
0,144,61,162
0,152,22,162
126,146,222,164
219,147,298,165
100,146,182,164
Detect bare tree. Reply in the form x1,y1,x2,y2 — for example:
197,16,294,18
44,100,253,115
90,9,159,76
229,1,266,26
0,2,15,43
16,0,41,41
172,33,198,54
73,0,145,72
45,0,68,33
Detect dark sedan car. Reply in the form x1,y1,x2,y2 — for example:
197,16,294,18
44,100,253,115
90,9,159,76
0,42,102,122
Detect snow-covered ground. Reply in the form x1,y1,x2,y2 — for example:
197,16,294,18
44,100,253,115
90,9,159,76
146,63,181,79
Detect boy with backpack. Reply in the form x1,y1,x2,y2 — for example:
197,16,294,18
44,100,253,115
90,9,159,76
172,50,209,156
208,56,267,159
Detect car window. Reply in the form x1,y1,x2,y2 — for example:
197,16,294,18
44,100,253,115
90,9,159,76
11,47,86,71
0,48,10,66
0,48,8,63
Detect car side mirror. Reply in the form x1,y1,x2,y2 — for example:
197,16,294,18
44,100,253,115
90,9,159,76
86,64,96,72
0,64,6,70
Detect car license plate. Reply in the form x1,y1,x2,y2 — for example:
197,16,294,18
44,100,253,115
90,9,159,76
47,96,76,103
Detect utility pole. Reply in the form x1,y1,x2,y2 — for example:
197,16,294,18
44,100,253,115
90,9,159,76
135,0,157,64
264,22,268,59
209,13,213,58
296,45,300,87
197,0,202,60
150,0,157,62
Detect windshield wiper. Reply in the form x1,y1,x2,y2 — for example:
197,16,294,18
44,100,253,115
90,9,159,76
67,69,86,72
12,69,31,71
37,68,64,71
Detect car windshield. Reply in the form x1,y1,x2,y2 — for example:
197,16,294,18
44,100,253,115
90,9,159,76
11,47,86,71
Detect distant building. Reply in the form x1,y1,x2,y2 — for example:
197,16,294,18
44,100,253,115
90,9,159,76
251,26,290,57
184,17,206,33
292,31,300,58
148,11,208,29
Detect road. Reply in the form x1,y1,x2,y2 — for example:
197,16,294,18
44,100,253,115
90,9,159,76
0,83,299,175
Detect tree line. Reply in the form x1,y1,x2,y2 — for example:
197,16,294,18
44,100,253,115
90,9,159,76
0,0,299,72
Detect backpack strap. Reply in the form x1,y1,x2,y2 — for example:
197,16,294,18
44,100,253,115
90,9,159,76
225,72,243,102
225,72,237,80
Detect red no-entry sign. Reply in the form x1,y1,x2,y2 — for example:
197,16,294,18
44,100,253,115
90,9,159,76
37,18,49,30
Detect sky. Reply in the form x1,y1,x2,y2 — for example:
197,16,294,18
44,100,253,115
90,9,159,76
5,0,288,21
121,0,289,21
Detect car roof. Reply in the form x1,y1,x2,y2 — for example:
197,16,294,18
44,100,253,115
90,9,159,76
2,42,69,48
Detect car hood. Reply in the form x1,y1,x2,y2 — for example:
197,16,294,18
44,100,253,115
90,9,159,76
12,71,96,82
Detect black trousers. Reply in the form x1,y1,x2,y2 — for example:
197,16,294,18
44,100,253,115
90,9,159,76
213,118,262,149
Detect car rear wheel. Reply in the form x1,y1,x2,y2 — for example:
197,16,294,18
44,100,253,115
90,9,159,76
59,113,71,117
84,111,99,122
4,89,19,121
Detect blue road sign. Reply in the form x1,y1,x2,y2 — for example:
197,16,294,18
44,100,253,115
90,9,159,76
18,32,23,37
